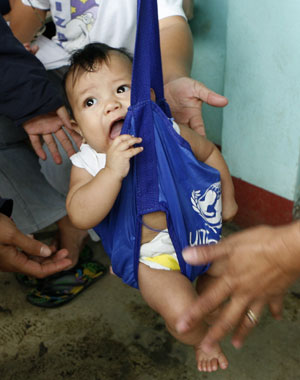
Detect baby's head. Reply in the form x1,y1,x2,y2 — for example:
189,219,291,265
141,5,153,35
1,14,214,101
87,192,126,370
64,43,133,153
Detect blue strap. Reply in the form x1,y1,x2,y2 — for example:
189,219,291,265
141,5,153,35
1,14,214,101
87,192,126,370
127,0,172,216
131,0,166,107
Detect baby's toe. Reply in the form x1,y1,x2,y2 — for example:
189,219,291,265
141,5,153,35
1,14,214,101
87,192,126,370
210,358,219,372
218,353,229,370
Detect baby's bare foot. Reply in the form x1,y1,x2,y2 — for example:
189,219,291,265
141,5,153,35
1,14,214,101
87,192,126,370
57,215,89,268
195,342,228,372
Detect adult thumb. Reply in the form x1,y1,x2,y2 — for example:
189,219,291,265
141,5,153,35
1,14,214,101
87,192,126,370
194,81,228,108
13,230,52,258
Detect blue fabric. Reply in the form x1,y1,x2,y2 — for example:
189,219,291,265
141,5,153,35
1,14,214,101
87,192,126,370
94,0,222,288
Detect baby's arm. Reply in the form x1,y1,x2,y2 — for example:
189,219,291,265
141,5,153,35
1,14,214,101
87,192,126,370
66,135,143,229
179,124,238,221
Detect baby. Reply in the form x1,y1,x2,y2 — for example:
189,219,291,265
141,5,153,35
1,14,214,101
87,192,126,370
64,43,238,372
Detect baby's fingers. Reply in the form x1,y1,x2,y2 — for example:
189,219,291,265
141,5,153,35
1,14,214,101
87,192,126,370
114,135,142,150
125,146,144,158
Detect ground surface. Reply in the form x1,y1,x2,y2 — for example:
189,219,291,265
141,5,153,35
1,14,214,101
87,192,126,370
0,224,299,379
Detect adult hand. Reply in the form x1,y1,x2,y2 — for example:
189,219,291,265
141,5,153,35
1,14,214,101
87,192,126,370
164,77,228,136
23,106,82,164
176,222,300,351
0,213,72,278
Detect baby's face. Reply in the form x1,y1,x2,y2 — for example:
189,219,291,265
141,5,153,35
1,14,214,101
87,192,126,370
66,52,132,153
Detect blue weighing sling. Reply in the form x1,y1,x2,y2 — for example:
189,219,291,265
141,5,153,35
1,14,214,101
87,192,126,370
94,0,222,289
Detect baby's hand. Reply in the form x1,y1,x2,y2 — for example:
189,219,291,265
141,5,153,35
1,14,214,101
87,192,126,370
105,135,143,180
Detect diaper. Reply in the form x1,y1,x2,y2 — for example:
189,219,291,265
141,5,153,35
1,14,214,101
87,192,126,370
139,230,180,271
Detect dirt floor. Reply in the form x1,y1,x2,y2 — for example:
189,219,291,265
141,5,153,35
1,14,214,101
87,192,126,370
0,224,299,380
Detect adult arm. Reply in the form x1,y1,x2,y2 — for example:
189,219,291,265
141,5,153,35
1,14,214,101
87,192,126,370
159,16,228,135
0,15,80,162
176,222,300,350
9,0,46,43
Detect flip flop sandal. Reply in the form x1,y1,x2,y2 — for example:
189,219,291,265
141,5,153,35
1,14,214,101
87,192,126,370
292,291,300,299
15,245,94,288
26,261,107,308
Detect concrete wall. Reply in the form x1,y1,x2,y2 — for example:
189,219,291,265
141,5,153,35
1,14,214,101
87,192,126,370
190,0,228,145
191,0,300,201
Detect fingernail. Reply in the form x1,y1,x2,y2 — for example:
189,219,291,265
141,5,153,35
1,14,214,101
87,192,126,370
40,246,51,257
182,246,197,260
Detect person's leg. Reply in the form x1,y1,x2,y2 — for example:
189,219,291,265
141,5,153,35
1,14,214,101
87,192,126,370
138,263,228,372
39,127,76,197
0,115,87,267
39,66,75,197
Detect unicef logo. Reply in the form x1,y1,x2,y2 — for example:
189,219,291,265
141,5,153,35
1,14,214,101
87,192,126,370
191,182,222,226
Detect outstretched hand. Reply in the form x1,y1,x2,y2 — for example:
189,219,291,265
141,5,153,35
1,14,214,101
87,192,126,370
176,222,300,351
0,213,71,278
164,77,228,136
23,106,82,164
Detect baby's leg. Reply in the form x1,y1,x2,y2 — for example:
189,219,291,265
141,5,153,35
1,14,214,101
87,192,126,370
138,263,228,372
194,272,230,371
197,259,228,326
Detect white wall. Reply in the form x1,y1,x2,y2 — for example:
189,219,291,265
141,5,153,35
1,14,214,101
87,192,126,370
221,0,300,200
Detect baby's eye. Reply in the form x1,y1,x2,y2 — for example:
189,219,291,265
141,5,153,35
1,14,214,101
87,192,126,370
117,85,130,94
85,97,97,107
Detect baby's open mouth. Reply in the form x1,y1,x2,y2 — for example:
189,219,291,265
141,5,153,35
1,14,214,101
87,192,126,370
109,118,124,139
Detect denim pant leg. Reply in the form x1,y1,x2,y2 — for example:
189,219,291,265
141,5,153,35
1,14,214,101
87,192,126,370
0,115,66,234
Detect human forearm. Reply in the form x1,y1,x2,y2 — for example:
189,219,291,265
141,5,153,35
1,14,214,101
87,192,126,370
67,168,122,230
159,16,228,135
159,16,193,83
9,0,46,43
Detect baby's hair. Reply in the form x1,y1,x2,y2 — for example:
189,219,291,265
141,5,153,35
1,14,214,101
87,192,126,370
63,42,133,118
